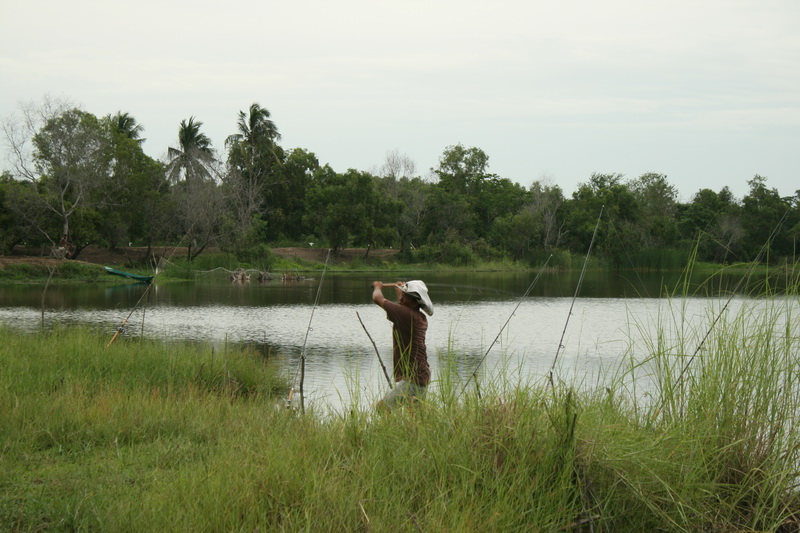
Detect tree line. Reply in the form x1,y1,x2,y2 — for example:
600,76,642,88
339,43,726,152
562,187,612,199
2,99,798,268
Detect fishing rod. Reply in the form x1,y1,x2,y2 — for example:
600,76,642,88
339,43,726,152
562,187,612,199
462,254,553,398
106,243,185,347
107,286,151,347
548,205,604,387
678,206,792,382
356,311,393,388
287,248,331,413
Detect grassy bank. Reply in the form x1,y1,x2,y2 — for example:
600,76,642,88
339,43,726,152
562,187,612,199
3,243,794,283
0,261,108,283
3,287,800,532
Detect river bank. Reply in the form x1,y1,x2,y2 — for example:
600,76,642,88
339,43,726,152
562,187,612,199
2,320,799,531
0,243,781,285
0,245,398,270
0,245,408,282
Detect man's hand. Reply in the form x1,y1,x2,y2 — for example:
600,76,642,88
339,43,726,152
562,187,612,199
372,281,386,307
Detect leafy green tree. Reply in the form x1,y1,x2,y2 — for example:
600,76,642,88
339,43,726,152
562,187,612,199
363,175,403,257
11,108,115,258
374,151,429,257
490,209,543,261
304,167,386,253
267,148,319,241
473,176,529,239
679,187,742,262
303,165,347,251
393,177,431,257
565,173,637,264
166,117,216,184
788,191,800,255
679,187,734,236
0,172,27,253
434,144,490,195
740,175,794,259
101,114,167,251
424,145,490,244
423,185,473,246
628,173,679,248
426,144,528,250
491,181,565,262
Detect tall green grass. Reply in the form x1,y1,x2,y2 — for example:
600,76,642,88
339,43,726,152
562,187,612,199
598,294,800,530
2,267,800,531
0,261,105,282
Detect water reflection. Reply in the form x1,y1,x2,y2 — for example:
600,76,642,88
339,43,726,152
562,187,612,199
1,271,796,413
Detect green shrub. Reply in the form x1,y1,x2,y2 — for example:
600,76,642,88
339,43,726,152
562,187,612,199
416,240,476,266
0,262,49,280
529,248,573,269
57,261,104,280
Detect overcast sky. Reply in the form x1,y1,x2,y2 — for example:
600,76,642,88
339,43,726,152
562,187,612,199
1,0,798,201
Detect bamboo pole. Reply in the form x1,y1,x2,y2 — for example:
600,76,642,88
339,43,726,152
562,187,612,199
356,311,393,388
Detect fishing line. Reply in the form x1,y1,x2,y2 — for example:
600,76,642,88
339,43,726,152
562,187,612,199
287,248,331,413
678,205,792,381
548,205,604,387
462,254,553,398
423,282,515,296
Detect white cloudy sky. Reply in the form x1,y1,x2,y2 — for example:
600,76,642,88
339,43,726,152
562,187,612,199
1,0,798,200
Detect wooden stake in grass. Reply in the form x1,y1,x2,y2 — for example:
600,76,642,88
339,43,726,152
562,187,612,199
292,248,331,413
41,266,55,330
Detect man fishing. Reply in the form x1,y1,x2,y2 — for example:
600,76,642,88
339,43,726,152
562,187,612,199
371,280,434,410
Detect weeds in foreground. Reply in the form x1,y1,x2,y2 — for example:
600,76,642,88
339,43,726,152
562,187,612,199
2,281,800,531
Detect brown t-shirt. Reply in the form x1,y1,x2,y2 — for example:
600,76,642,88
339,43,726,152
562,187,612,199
382,300,430,386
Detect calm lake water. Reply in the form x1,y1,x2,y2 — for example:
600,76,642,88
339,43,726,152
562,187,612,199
1,270,797,413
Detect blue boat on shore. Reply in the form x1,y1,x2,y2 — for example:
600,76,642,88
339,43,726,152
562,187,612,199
104,266,154,284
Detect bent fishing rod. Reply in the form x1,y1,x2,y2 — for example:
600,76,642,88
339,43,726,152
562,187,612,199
548,205,604,388
462,254,553,398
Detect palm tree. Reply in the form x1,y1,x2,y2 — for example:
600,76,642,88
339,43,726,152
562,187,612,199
109,111,145,144
222,103,283,247
225,103,280,151
166,117,215,183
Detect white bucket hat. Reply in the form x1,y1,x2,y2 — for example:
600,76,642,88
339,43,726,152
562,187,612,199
402,280,434,316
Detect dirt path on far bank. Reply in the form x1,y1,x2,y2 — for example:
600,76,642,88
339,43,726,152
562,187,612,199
1,245,398,269
270,247,399,264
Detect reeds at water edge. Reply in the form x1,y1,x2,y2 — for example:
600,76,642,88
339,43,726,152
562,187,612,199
2,259,799,531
